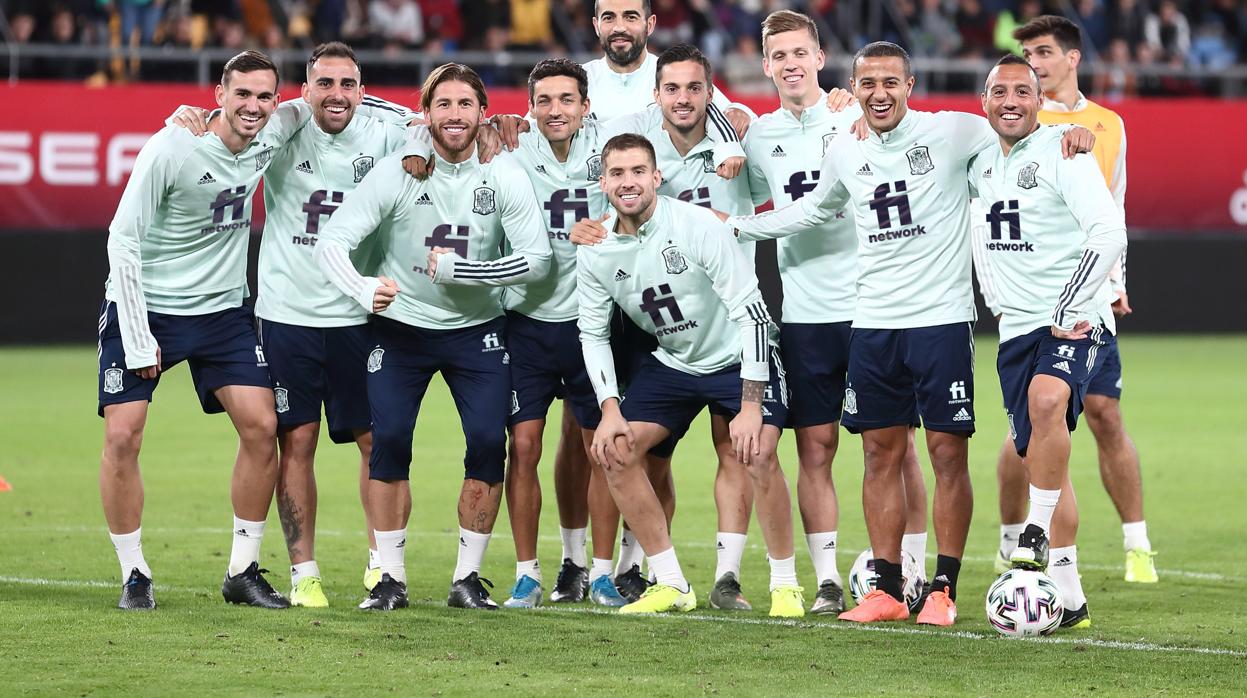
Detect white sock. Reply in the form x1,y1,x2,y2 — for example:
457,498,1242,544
646,547,688,592
768,555,798,591
367,548,380,570
559,526,588,568
375,528,407,584
1122,521,1151,551
1023,485,1062,534
999,523,1025,557
454,527,491,582
901,532,928,579
615,529,644,576
714,531,747,580
804,531,841,586
516,558,541,583
228,516,265,576
590,557,613,580
291,560,320,586
1049,545,1087,610
109,528,151,582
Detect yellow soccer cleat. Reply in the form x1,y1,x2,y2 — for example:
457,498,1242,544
291,576,329,608
618,583,696,614
768,585,805,618
1124,549,1159,583
364,566,383,592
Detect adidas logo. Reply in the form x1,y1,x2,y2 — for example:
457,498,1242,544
761,405,772,417
1053,360,1072,374
953,407,972,422
614,268,631,281
856,163,872,176
534,165,547,174
1054,556,1072,566
983,167,992,179
416,193,433,205
716,541,726,550
934,574,949,583
234,528,248,536
198,172,216,185
771,145,786,157
1094,121,1105,132
295,160,314,174
822,541,836,551
459,537,466,546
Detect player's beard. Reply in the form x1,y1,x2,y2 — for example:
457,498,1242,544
602,30,646,67
430,119,480,159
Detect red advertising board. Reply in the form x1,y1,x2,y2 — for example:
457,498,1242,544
2,82,1245,232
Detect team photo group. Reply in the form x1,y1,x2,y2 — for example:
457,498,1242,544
96,0,1156,637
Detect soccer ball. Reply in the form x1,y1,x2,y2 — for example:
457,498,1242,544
985,568,1064,637
848,549,926,611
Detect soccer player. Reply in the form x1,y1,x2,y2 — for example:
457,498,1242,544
725,42,1094,626
315,63,551,611
971,54,1126,629
100,51,295,610
991,15,1156,585
578,133,803,617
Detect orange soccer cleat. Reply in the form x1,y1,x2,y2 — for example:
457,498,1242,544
915,589,958,626
838,589,910,623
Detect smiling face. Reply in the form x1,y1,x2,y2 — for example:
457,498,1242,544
762,28,825,107
426,79,484,158
594,0,655,68
531,75,588,146
982,63,1041,146
850,55,913,133
655,59,710,136
601,145,660,221
303,55,363,135
215,68,279,142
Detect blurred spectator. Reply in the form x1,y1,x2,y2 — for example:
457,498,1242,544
312,0,348,42
721,32,771,93
955,0,995,58
911,0,961,58
369,0,423,47
120,0,166,46
1107,0,1148,49
650,0,694,50
31,6,93,79
475,25,520,85
1188,0,1238,69
993,0,1042,55
460,0,510,50
510,0,553,50
217,17,246,48
1072,0,1108,54
418,0,464,49
552,0,594,53
1093,36,1136,98
1144,0,1190,62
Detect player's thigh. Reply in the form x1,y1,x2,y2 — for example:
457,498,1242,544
619,356,706,446
322,323,374,444
705,350,789,436
186,305,272,415
442,318,511,482
841,328,917,434
996,328,1044,456
905,322,976,435
781,321,851,429
554,318,604,431
1030,328,1111,435
97,300,195,416
1085,339,1123,400
506,311,563,430
365,318,438,478
259,318,328,433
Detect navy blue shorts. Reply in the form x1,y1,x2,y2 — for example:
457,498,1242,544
258,318,371,444
97,300,271,417
366,316,510,483
781,321,851,428
620,353,788,441
609,306,678,459
1085,339,1123,399
841,322,976,435
506,311,601,430
997,325,1114,456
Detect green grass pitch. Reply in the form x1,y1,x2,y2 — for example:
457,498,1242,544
2,336,1245,696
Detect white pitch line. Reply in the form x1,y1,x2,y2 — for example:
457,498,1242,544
1,574,1243,659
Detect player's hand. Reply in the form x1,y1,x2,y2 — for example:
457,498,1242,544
1061,126,1096,158
402,154,433,180
825,87,854,112
725,107,751,140
851,115,869,140
373,276,399,313
426,247,452,280
1112,290,1133,317
1051,319,1092,340
570,213,609,246
716,155,744,181
591,401,634,469
729,402,763,465
135,346,162,380
172,107,210,136
475,123,504,163
489,114,529,152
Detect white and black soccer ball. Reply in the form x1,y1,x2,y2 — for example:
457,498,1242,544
848,549,926,610
985,568,1064,637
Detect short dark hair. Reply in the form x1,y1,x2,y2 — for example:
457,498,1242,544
594,0,651,18
1013,15,1082,53
655,43,713,88
852,41,911,78
221,50,279,87
527,58,589,104
420,63,489,113
307,42,360,80
602,133,656,170
989,53,1041,92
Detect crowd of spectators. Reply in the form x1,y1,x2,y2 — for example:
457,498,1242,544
3,0,1245,94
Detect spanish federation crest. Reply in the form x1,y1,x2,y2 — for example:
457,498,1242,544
367,347,384,373
103,366,124,394
906,145,934,175
699,151,715,174
472,186,497,215
353,155,375,183
662,244,688,275
1017,162,1039,190
586,154,602,180
843,387,858,415
254,146,273,172
822,132,835,155
274,387,290,414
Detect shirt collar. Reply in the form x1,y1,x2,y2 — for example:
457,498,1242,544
1042,91,1087,113
870,108,917,145
433,144,480,175
780,90,829,125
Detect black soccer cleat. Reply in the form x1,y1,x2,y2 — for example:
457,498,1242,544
221,562,291,609
1010,524,1050,571
447,572,499,610
549,558,589,603
911,580,932,614
117,568,156,610
358,573,409,611
809,579,845,615
1060,602,1092,630
613,563,652,604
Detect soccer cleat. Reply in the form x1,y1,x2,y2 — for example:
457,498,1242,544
708,572,752,611
117,568,156,610
291,576,329,608
358,573,409,611
502,574,544,609
1060,602,1092,629
618,583,696,614
809,579,846,615
613,563,651,603
589,574,628,607
549,558,589,603
448,572,499,610
1010,524,1050,571
222,562,291,609
1124,548,1159,583
363,566,382,592
912,580,933,613
837,589,909,623
769,585,806,618
994,547,1012,574
914,589,957,626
